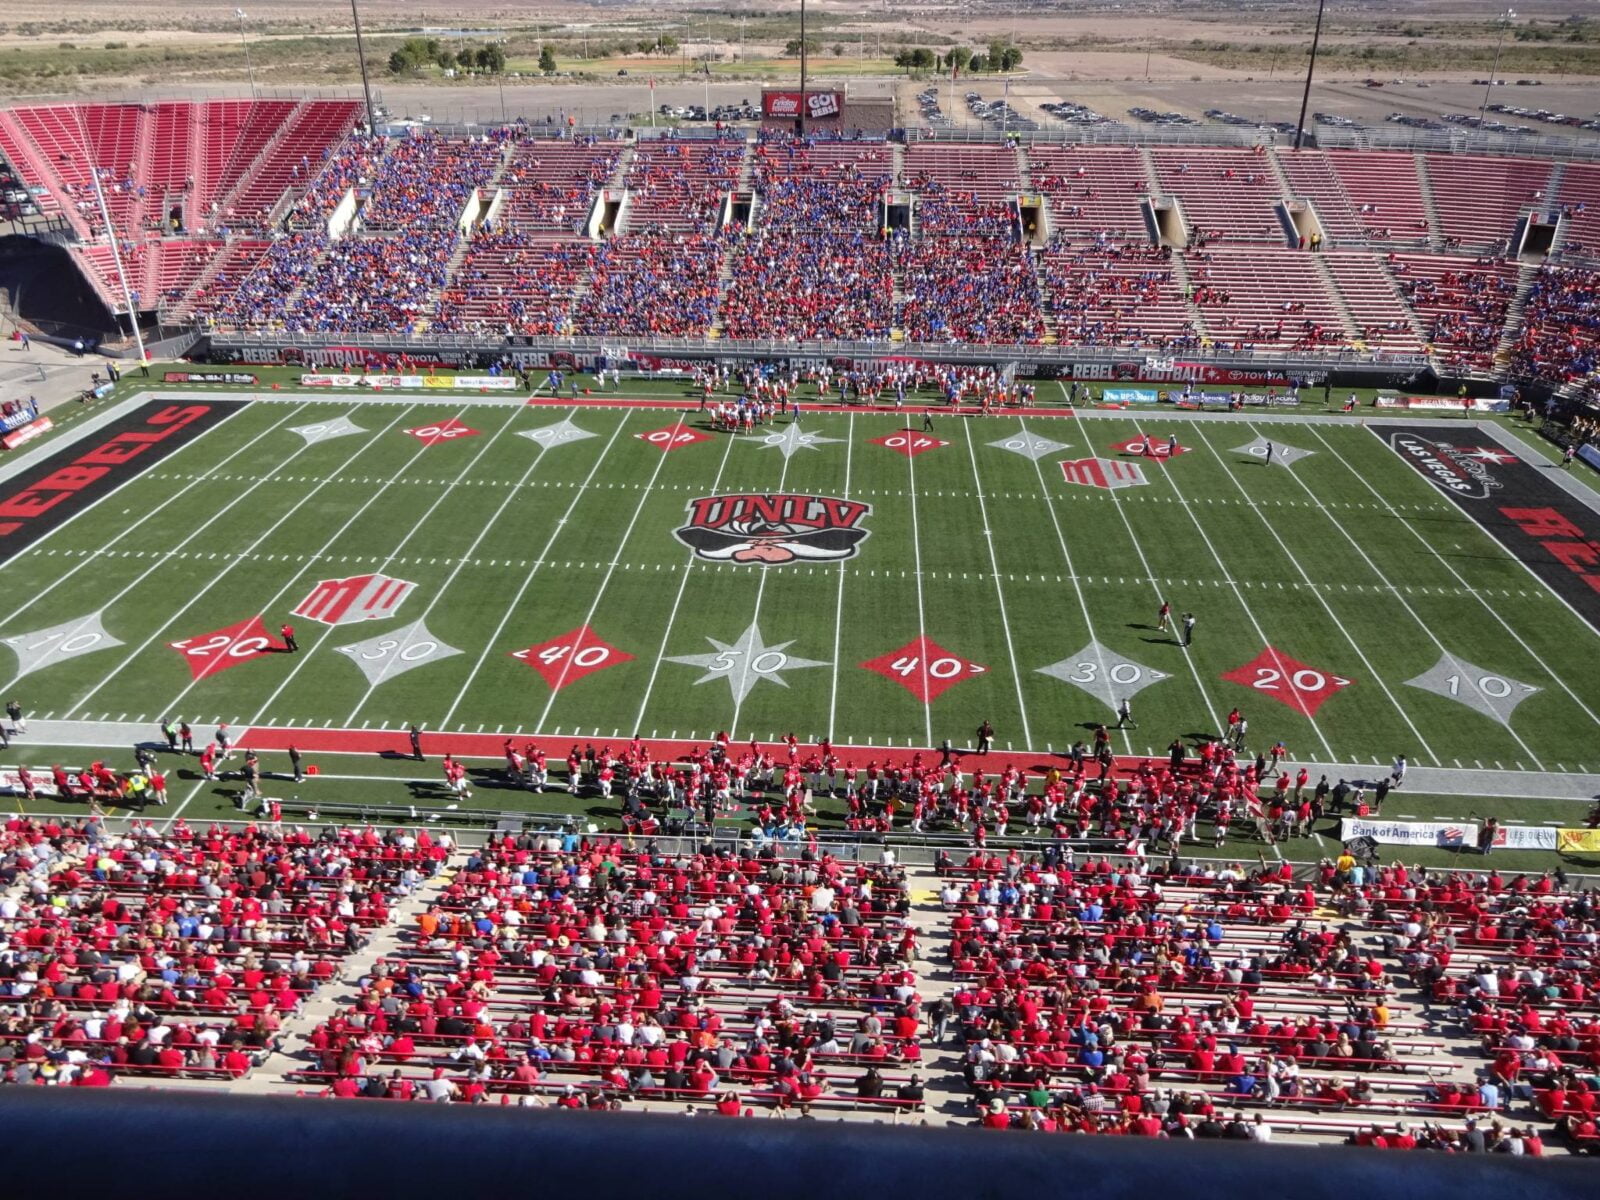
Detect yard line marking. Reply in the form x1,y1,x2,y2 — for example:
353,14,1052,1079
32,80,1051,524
960,420,1032,750
827,415,856,743
334,409,582,726
1193,423,1438,764
24,404,418,705
904,420,934,747
0,403,315,665
1059,409,1223,737
627,424,743,737
537,413,696,732
1134,424,1337,759
727,424,805,741
1334,426,1600,740
93,403,433,714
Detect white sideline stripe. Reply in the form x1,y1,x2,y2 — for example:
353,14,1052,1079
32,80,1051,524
959,418,1032,750
0,391,157,485
1125,416,1339,761
1339,425,1600,735
533,413,695,731
1192,421,1440,764
102,404,430,717
1017,416,1136,755
0,402,312,631
335,408,581,724
2,405,336,698
243,402,532,725
625,421,743,736
826,414,857,742
531,412,694,729
1060,385,1225,737
437,412,632,730
903,419,934,747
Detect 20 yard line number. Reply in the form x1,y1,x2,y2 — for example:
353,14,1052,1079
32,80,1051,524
1252,666,1351,694
171,632,274,660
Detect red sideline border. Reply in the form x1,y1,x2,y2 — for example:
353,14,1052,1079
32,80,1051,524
237,725,1159,779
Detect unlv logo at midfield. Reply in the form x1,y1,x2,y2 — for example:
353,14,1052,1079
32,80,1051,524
1060,457,1150,490
293,573,417,625
675,494,871,566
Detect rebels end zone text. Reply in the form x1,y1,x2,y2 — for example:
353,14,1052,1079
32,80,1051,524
0,400,245,564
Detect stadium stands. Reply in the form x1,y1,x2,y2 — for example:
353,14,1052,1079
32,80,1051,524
1038,243,1200,351
1508,264,1600,385
1388,253,1519,374
1422,155,1556,254
624,139,745,234
1185,249,1349,350
433,231,595,336
499,139,623,234
4,99,1600,384
1150,148,1287,245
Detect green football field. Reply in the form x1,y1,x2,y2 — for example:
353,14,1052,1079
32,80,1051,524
2,375,1599,868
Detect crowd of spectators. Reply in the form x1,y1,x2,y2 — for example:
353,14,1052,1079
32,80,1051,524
624,139,746,234
577,234,726,337
750,138,891,232
1039,242,1202,352
720,231,900,342
279,231,460,333
1509,264,1600,385
208,231,327,328
360,132,505,231
901,236,1044,345
287,133,383,228
300,835,927,1111
1390,255,1517,373
0,819,444,1087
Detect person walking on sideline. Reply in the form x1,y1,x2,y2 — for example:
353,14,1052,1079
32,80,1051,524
976,720,994,755
921,408,934,433
180,722,194,754
162,719,178,751
1181,612,1196,647
6,699,24,735
410,724,424,762
1116,698,1137,729
281,623,298,653
1391,754,1407,788
1563,444,1575,469
1156,600,1171,631
289,743,304,784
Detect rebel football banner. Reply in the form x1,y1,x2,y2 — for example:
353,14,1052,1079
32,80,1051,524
1340,818,1476,848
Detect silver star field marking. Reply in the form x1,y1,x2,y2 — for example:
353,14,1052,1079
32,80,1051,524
0,611,123,680
1234,435,1313,468
990,429,1069,462
288,416,366,445
1404,652,1540,729
756,422,842,460
334,619,463,686
519,417,597,448
1037,641,1171,712
665,622,830,704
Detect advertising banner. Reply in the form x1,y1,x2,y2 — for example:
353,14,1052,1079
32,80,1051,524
1490,825,1558,851
1556,828,1600,854
163,371,258,385
1339,818,1476,848
763,91,843,120
1,416,52,450
1103,388,1159,404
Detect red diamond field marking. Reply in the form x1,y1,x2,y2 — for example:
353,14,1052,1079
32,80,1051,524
635,425,711,452
861,635,986,703
1221,646,1354,718
871,430,948,458
511,625,633,691
1111,435,1190,461
168,615,279,681
403,418,480,446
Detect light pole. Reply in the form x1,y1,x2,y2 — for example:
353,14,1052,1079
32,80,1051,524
349,0,379,135
798,0,808,138
1481,8,1515,122
235,9,256,97
1292,0,1327,151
